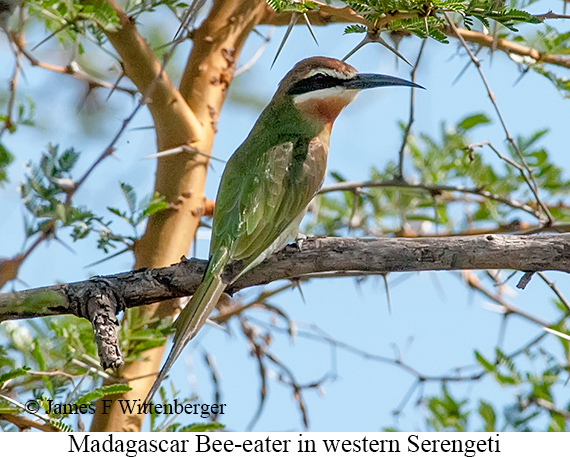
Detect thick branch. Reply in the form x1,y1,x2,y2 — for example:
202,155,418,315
102,0,203,147
2,234,569,322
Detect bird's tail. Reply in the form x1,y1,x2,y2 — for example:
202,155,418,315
144,265,227,403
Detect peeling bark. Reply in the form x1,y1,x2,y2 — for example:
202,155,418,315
67,279,125,369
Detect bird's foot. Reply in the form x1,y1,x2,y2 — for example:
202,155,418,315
295,233,307,251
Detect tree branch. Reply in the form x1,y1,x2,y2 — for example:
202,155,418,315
2,234,569,322
9,31,137,95
452,27,570,70
319,179,542,220
259,3,570,70
0,413,61,433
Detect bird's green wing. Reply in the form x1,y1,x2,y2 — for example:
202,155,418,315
211,134,326,271
145,133,327,402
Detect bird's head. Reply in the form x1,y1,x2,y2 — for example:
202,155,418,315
276,56,423,127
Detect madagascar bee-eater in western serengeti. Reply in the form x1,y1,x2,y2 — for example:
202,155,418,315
145,56,423,401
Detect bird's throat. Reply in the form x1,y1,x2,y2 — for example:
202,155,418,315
293,89,359,125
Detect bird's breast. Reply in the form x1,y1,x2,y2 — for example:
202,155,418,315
301,133,329,191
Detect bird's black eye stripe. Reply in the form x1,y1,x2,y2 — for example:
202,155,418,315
288,73,345,95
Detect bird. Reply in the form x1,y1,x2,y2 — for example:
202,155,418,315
145,56,422,402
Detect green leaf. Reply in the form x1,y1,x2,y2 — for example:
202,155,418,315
178,422,225,432
344,24,367,34
441,0,467,12
59,148,80,172
478,401,496,432
49,417,74,432
475,350,495,372
141,192,168,218
330,171,348,182
32,341,46,371
142,200,168,217
0,367,29,387
0,142,14,185
120,182,138,215
265,0,314,13
75,384,132,405
458,113,492,131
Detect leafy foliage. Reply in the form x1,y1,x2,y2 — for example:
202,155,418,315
266,0,318,14
0,315,220,431
265,0,565,90
461,0,540,31
407,337,570,432
344,24,368,34
0,367,29,388
425,386,469,431
119,309,174,365
107,183,169,241
27,0,120,47
308,114,570,237
0,97,34,185
269,1,540,44
18,144,168,258
20,144,98,236
146,387,225,432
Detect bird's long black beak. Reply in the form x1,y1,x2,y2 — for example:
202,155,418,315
344,74,424,91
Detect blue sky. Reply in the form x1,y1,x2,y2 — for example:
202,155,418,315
1,1,569,431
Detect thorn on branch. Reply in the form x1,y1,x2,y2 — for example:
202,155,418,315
343,30,412,66
143,144,225,163
271,12,299,69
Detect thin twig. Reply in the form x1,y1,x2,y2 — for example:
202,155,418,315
235,27,274,77
444,13,553,226
533,11,570,21
203,352,221,421
396,38,427,180
0,394,57,429
527,397,570,419
537,272,570,314
459,271,551,328
319,179,542,220
468,141,549,225
11,32,137,95
254,318,485,383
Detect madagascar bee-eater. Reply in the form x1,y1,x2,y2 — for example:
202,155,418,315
145,56,422,402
